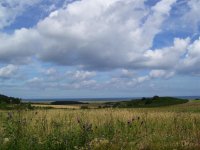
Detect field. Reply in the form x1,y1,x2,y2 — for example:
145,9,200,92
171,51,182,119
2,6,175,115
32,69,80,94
1,100,200,150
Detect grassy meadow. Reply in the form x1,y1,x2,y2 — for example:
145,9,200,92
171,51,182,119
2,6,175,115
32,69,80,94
1,100,200,150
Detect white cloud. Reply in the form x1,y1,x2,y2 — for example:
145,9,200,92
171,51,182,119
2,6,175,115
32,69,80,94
69,79,97,89
152,0,176,14
0,0,177,70
179,37,200,74
26,69,97,90
137,76,149,83
45,68,57,75
0,0,42,29
149,70,175,78
0,28,40,64
120,69,135,78
0,64,18,78
182,0,200,32
2,0,200,92
67,70,96,81
144,38,190,69
27,77,42,83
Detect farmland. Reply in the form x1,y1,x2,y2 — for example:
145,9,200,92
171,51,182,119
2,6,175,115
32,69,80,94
1,98,200,150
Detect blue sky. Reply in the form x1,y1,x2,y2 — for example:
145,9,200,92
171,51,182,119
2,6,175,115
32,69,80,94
0,0,200,99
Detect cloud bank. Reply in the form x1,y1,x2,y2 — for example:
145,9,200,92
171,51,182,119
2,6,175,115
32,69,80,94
0,0,200,98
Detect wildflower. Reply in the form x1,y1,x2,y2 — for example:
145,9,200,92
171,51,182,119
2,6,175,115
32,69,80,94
132,117,135,122
140,121,144,126
7,112,13,120
65,140,68,145
77,117,81,124
82,122,92,131
3,138,9,144
127,120,132,126
22,118,27,125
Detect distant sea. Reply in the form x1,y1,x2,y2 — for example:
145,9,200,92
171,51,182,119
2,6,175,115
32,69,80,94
23,96,200,103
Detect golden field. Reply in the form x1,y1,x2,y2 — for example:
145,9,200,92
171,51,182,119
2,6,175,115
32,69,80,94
0,100,200,150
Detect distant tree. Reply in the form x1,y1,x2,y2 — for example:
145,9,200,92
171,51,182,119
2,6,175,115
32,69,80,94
0,94,21,104
11,98,21,104
141,97,146,101
145,99,153,105
153,95,159,100
80,106,89,109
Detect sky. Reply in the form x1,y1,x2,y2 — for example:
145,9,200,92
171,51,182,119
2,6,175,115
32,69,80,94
0,0,200,99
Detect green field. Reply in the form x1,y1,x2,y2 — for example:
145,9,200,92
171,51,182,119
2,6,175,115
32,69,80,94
1,98,200,150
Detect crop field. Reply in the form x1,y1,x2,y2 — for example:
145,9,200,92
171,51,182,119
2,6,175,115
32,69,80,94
1,101,200,150
32,104,80,109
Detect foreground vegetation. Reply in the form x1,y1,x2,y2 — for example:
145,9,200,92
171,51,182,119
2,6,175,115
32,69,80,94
1,99,200,150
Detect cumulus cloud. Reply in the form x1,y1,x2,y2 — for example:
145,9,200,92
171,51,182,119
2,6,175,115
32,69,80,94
26,69,97,90
0,0,42,29
119,69,135,78
178,38,200,74
0,28,40,64
133,69,175,85
149,70,175,78
182,0,200,32
1,0,200,96
67,70,96,81
144,38,190,69
0,0,177,70
44,68,57,76
0,64,18,78
37,0,177,70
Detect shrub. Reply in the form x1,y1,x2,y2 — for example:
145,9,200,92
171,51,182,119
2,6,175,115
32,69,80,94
80,105,89,109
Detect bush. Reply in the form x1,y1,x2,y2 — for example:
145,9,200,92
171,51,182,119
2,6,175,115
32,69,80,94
80,106,89,109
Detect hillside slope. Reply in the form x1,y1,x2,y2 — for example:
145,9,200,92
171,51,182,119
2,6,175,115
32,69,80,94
106,96,189,108
0,94,21,104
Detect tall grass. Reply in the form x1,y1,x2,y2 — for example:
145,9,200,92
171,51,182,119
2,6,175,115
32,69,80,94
0,107,200,150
